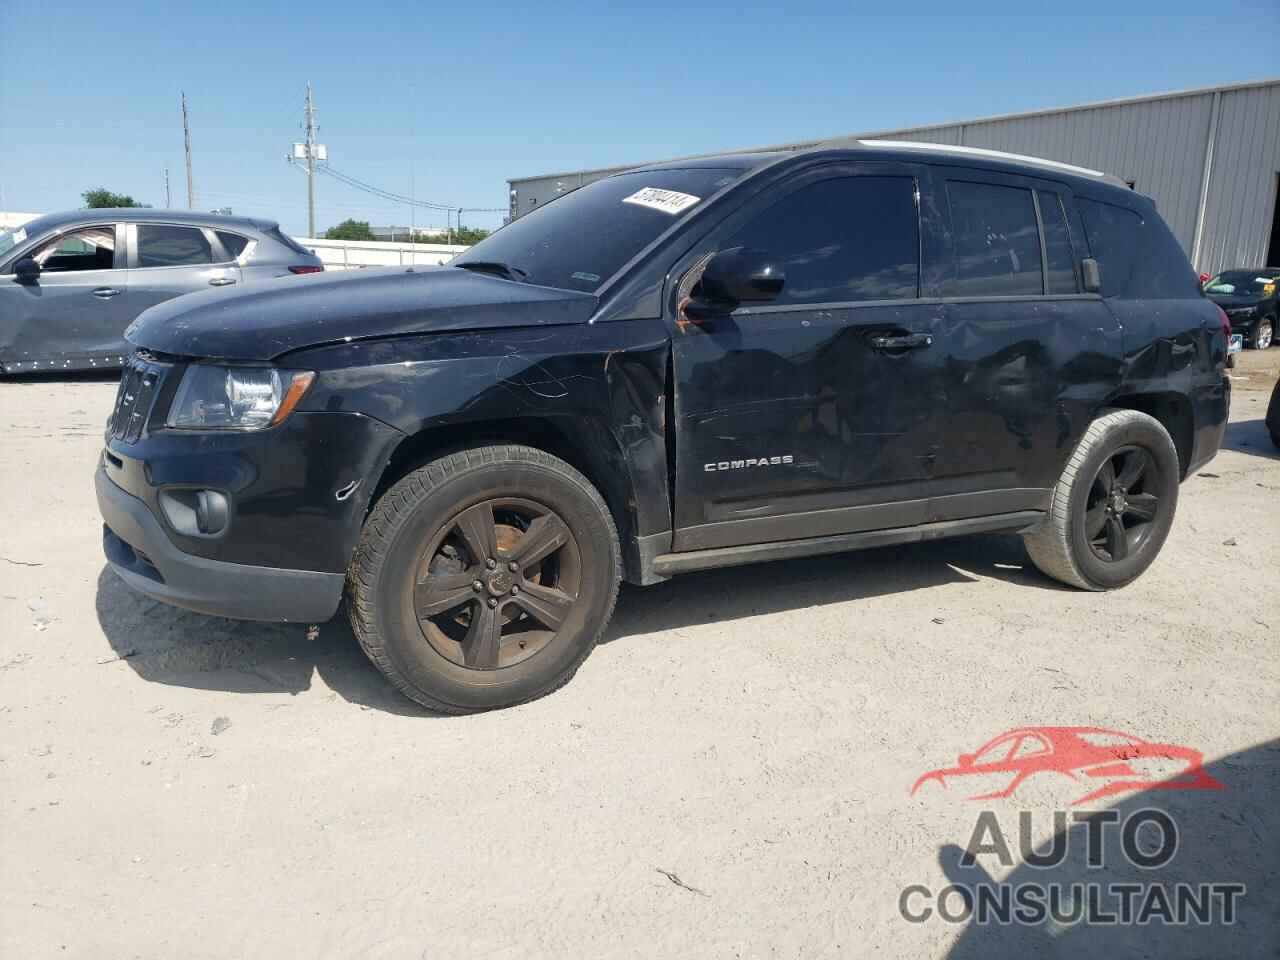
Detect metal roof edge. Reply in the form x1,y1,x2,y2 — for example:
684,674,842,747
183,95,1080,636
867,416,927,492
508,76,1280,186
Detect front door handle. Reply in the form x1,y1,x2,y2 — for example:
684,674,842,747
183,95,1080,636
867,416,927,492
92,287,122,299
208,277,236,287
870,332,933,350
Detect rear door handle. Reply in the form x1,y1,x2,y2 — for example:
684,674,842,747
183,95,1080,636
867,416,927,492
208,277,236,286
92,287,122,299
870,332,933,350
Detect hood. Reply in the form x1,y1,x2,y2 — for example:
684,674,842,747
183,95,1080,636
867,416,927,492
125,266,598,361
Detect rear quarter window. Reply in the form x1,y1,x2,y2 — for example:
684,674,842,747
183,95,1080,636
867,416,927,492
216,231,250,259
265,227,314,257
1079,199,1197,299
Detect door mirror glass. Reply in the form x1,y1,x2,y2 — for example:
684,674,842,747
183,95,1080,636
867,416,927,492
1081,257,1102,293
699,246,786,305
13,257,40,285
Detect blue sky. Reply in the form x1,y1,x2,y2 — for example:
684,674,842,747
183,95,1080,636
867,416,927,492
0,1,1274,237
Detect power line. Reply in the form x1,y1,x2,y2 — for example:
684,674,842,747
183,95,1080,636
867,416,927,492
297,160,505,213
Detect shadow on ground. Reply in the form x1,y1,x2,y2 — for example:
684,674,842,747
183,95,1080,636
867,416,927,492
942,738,1279,959
96,533,1062,715
3,370,122,384
1217,416,1279,461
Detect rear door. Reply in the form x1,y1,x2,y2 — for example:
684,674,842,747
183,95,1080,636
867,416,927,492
0,222,130,370
125,222,241,315
927,170,1122,520
668,162,947,551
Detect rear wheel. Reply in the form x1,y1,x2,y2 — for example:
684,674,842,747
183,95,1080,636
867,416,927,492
1023,409,1180,591
347,445,620,713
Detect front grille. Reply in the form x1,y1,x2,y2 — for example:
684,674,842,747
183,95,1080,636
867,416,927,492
109,353,171,442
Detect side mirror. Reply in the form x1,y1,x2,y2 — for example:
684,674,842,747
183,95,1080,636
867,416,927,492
12,257,40,285
699,246,785,305
1081,257,1101,294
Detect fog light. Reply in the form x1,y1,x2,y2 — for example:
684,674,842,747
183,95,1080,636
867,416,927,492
195,491,229,535
159,489,229,537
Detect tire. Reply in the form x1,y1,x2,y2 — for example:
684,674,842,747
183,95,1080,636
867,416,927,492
1267,378,1280,452
347,445,620,713
1022,409,1180,591
1252,318,1274,350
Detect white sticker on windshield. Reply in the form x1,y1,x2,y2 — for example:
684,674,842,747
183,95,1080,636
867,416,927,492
622,187,701,215
11,228,25,245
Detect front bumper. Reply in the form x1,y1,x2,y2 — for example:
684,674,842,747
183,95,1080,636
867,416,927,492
97,466,345,622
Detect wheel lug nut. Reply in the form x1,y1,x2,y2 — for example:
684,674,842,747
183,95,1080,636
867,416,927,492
511,585,520,595
472,580,483,591
486,558,497,569
487,597,497,608
508,561,519,572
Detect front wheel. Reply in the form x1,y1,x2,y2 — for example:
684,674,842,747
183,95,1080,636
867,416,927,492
1023,410,1180,591
347,445,621,713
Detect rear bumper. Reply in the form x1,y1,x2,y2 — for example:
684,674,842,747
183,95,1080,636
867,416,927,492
1185,374,1230,477
97,466,344,622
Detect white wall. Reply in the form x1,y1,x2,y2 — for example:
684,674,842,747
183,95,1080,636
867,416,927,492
1,212,40,229
296,237,469,270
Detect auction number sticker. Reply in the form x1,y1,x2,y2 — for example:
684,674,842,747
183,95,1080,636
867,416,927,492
622,187,701,215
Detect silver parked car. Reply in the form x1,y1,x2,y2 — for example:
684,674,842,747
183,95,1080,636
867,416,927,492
0,210,323,373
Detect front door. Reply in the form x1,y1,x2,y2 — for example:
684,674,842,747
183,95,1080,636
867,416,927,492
669,164,947,552
0,223,131,370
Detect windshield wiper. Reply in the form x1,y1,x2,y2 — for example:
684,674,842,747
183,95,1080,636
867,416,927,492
455,260,528,282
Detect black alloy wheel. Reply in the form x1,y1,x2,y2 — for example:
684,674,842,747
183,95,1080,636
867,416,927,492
414,498,581,671
1082,445,1165,564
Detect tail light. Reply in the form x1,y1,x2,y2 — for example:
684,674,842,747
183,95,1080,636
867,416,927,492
288,264,324,275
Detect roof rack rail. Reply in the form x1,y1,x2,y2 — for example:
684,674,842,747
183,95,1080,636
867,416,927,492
857,139,1128,186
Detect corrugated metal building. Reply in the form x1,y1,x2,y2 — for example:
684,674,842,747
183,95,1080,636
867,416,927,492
507,79,1280,274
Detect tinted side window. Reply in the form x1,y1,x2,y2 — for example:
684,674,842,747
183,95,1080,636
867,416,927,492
943,181,1042,297
33,226,117,273
216,231,249,259
724,176,919,304
1078,199,1141,298
1037,191,1078,294
136,225,213,267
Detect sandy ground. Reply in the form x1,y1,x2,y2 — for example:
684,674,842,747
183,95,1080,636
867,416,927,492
1,354,1277,959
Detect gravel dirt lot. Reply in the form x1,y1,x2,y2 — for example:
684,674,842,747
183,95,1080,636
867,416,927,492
2,353,1277,959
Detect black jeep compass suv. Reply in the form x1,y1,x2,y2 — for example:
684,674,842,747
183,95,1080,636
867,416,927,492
97,142,1231,712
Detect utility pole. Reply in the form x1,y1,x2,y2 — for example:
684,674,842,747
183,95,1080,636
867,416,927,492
304,82,317,238
181,92,194,209
164,166,171,208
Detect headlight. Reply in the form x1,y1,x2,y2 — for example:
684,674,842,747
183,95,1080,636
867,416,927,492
167,365,315,431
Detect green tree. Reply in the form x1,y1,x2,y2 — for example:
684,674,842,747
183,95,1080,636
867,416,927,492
424,226,490,245
324,219,376,241
82,188,146,208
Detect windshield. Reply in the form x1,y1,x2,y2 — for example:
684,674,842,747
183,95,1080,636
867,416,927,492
1204,271,1278,297
453,168,745,292
0,225,29,258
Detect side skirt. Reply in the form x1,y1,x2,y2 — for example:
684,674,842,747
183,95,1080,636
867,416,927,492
649,511,1044,578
